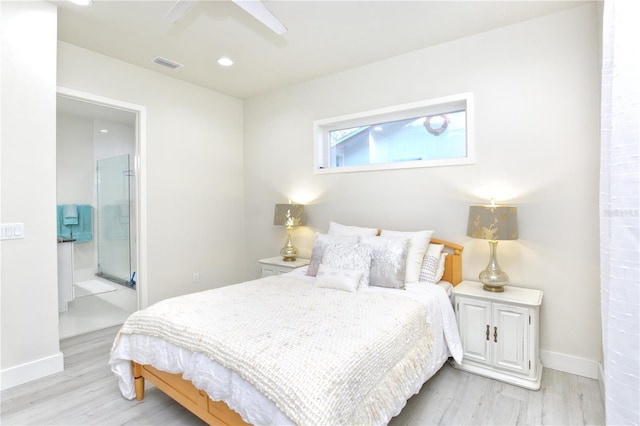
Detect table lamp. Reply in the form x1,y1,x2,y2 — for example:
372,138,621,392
467,201,518,292
274,204,304,261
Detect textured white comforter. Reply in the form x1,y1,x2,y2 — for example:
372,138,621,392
110,269,462,425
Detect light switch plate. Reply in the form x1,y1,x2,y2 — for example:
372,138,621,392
1,223,25,240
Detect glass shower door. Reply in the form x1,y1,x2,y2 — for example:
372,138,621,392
96,154,131,285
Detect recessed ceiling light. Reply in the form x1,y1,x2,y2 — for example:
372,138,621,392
217,57,234,67
69,0,92,5
100,129,109,134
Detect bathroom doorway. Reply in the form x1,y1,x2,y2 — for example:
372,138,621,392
56,88,146,339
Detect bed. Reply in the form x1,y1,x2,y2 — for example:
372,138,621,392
110,231,464,425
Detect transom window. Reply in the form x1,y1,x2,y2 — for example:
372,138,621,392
314,93,474,173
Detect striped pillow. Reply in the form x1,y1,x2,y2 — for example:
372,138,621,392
419,244,445,283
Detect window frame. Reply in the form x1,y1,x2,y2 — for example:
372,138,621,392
313,92,475,174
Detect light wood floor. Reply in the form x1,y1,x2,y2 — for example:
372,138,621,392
1,326,605,425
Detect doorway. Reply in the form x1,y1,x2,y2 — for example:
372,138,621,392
56,88,146,338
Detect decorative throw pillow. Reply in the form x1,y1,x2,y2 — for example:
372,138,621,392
436,252,448,282
321,242,372,289
419,244,445,283
306,233,359,277
314,264,363,293
380,229,434,283
362,236,409,289
327,221,379,237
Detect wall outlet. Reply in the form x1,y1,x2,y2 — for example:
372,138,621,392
192,272,199,284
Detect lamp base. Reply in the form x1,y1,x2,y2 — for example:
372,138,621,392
479,271,509,292
483,285,505,292
479,240,509,292
280,246,298,262
280,225,298,261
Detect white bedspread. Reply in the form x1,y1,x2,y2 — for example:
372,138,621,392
110,271,462,425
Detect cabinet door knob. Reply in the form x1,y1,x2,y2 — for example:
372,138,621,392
486,324,490,341
494,326,498,343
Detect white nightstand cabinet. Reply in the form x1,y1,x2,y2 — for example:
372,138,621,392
259,257,310,277
452,280,544,390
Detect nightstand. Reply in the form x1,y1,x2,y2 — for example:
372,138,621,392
452,280,544,390
259,257,310,277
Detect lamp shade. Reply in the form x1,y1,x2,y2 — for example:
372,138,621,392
467,205,518,241
273,204,304,227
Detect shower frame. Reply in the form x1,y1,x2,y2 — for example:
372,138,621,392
96,154,134,287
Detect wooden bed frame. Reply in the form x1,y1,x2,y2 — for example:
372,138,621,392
132,238,464,425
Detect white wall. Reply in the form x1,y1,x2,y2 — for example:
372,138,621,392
1,1,63,388
243,5,602,376
57,42,246,304
93,120,136,163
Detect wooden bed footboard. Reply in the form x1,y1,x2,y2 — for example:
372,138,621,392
132,362,249,425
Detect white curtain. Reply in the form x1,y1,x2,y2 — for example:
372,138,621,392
600,1,640,425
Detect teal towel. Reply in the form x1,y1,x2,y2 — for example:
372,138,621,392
73,205,93,243
63,204,78,225
57,204,93,242
57,205,72,240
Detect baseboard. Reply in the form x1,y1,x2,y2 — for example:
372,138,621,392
0,351,64,391
540,350,600,379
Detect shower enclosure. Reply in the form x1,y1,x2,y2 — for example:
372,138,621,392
96,154,134,287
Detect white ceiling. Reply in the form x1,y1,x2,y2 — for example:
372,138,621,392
55,0,589,99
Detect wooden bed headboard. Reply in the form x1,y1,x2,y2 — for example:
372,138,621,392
430,238,464,286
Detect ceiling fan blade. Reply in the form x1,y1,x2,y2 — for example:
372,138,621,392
232,0,287,35
163,0,198,24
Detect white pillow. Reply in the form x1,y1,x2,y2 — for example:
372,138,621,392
327,221,378,237
361,236,409,289
380,229,434,283
436,252,448,282
322,242,372,289
306,233,359,277
314,264,363,293
419,244,444,283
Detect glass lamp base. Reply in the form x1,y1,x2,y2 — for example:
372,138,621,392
280,245,298,262
479,269,509,292
479,240,509,292
280,226,298,261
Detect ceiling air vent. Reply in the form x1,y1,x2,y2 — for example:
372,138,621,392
152,56,183,70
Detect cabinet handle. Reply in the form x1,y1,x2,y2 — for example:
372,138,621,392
494,326,498,343
486,325,490,341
